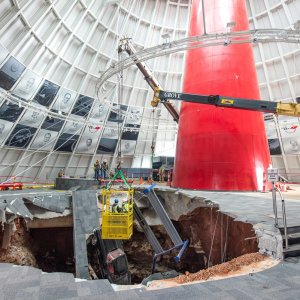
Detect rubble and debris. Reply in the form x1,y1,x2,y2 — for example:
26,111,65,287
167,252,268,284
0,219,37,267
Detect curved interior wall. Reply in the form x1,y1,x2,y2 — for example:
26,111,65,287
172,0,271,191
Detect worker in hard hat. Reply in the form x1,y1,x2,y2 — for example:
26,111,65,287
94,160,100,179
112,199,121,213
58,169,64,178
159,165,165,182
101,159,109,179
122,200,129,213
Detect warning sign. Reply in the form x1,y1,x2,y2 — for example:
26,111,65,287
267,168,279,182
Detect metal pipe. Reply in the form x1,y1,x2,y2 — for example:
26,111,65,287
201,0,207,35
276,187,289,249
272,182,278,227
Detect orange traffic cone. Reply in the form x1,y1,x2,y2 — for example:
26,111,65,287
280,183,287,192
139,177,143,185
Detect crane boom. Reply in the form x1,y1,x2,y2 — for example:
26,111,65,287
152,88,300,117
118,38,179,122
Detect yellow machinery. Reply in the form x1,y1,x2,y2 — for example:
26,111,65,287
101,170,134,239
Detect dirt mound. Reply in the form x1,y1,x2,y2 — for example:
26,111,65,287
0,219,37,267
169,252,266,284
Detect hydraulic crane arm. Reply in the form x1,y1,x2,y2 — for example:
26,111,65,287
118,38,179,122
152,88,300,117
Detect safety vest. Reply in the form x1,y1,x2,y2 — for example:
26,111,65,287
122,202,129,212
112,204,119,213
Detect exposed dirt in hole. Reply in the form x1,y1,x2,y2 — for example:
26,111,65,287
169,252,267,283
124,206,259,284
0,219,37,267
147,253,277,289
0,220,74,274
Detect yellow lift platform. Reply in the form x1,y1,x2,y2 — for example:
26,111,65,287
101,169,134,240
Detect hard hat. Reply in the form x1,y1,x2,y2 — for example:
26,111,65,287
114,199,119,203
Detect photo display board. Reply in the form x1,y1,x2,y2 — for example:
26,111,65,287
279,116,300,154
107,104,127,123
89,101,110,122
52,88,77,114
121,124,140,141
71,95,94,117
19,107,45,128
30,129,59,151
5,124,37,148
54,133,79,152
76,125,102,154
97,138,118,154
102,121,119,139
0,57,25,90
264,114,281,155
125,107,143,125
121,140,136,155
33,80,59,107
0,102,24,122
12,69,42,101
63,120,83,135
41,116,64,132
0,119,14,145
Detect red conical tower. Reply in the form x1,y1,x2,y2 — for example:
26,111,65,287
172,0,270,191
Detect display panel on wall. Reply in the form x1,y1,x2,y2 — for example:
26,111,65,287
102,121,119,139
19,108,45,128
89,101,110,122
33,80,59,107
126,107,143,125
54,133,79,152
264,114,281,155
107,104,127,123
0,119,14,145
0,102,24,122
5,124,37,148
279,116,300,154
71,95,93,117
63,120,83,135
121,140,136,155
52,88,77,114
268,138,282,155
121,124,140,140
264,114,278,139
41,116,64,132
0,57,25,90
76,125,102,154
12,70,42,101
30,129,59,151
97,138,118,154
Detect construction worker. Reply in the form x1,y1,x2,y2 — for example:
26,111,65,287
94,160,100,179
122,200,129,213
159,165,165,182
101,160,109,179
112,199,121,213
58,169,64,178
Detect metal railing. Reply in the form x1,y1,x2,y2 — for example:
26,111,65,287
272,183,289,249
